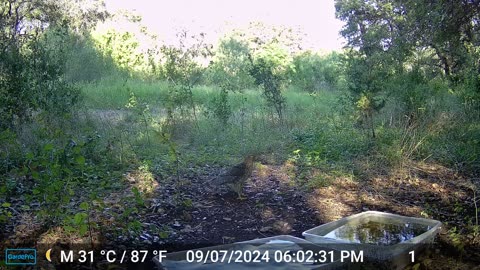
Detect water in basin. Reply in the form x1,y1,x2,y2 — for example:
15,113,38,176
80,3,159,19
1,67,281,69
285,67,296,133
323,220,431,245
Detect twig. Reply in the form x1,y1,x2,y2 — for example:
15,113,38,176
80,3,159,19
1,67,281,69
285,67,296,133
474,189,478,227
255,227,268,238
8,206,20,215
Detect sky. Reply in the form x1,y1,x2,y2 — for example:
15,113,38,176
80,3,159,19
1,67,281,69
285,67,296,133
103,0,345,51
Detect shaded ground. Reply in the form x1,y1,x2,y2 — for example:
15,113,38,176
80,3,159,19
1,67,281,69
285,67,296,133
141,159,321,247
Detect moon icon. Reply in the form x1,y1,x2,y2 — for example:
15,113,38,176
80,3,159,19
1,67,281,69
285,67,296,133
46,248,52,262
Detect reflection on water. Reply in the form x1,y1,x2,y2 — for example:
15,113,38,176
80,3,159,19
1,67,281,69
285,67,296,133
323,220,430,245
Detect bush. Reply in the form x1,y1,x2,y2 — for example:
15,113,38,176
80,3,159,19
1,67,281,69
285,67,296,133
249,43,293,121
289,51,342,91
207,37,255,90
0,27,81,128
65,35,118,82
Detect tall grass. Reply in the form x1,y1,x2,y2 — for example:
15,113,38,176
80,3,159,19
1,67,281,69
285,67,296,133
80,75,170,109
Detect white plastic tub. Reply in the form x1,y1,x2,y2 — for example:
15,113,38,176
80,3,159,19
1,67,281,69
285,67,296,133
302,211,442,269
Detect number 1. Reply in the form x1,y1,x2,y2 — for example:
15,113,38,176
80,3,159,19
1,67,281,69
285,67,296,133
409,251,415,262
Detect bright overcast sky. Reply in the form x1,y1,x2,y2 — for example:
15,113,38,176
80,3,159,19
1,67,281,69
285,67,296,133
103,0,345,51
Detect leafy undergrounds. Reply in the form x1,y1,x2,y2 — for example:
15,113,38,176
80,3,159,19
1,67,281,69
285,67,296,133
1,153,480,270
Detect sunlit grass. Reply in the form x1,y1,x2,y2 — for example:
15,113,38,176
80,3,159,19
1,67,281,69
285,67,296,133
80,77,354,172
80,76,170,108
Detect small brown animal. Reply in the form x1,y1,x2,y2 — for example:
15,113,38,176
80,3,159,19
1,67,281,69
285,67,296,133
210,155,255,199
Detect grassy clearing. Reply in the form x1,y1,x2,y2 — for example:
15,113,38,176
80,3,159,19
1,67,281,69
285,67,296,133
79,78,366,185
81,79,339,159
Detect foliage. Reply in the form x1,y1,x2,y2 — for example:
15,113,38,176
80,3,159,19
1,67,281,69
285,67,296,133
94,29,142,75
65,34,118,82
335,0,480,102
0,0,105,128
206,85,232,126
0,134,106,230
457,46,480,113
0,202,13,223
335,0,480,173
91,10,159,77
289,51,342,91
63,202,90,236
208,37,255,90
343,51,389,137
388,67,433,125
160,31,213,125
249,42,293,122
31,27,83,113
0,27,80,127
231,22,304,56
2,0,480,259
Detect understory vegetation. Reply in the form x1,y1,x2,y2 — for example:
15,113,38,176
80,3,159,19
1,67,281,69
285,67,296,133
1,0,480,269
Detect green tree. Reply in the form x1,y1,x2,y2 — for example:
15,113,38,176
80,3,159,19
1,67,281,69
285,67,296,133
160,30,213,124
209,37,254,91
96,30,142,73
249,42,294,122
335,0,480,121
344,51,388,137
290,51,342,91
0,0,104,127
64,33,117,82
91,10,159,77
238,22,304,56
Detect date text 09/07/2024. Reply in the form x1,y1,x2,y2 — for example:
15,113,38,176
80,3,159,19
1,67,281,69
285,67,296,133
184,249,364,264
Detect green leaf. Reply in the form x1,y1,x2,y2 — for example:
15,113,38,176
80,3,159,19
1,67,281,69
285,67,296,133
75,156,86,165
63,225,75,233
79,224,88,236
31,171,40,180
26,152,34,160
412,263,421,270
79,202,89,211
1,202,11,208
159,231,169,239
73,213,87,224
43,143,54,151
63,167,73,175
73,146,81,154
